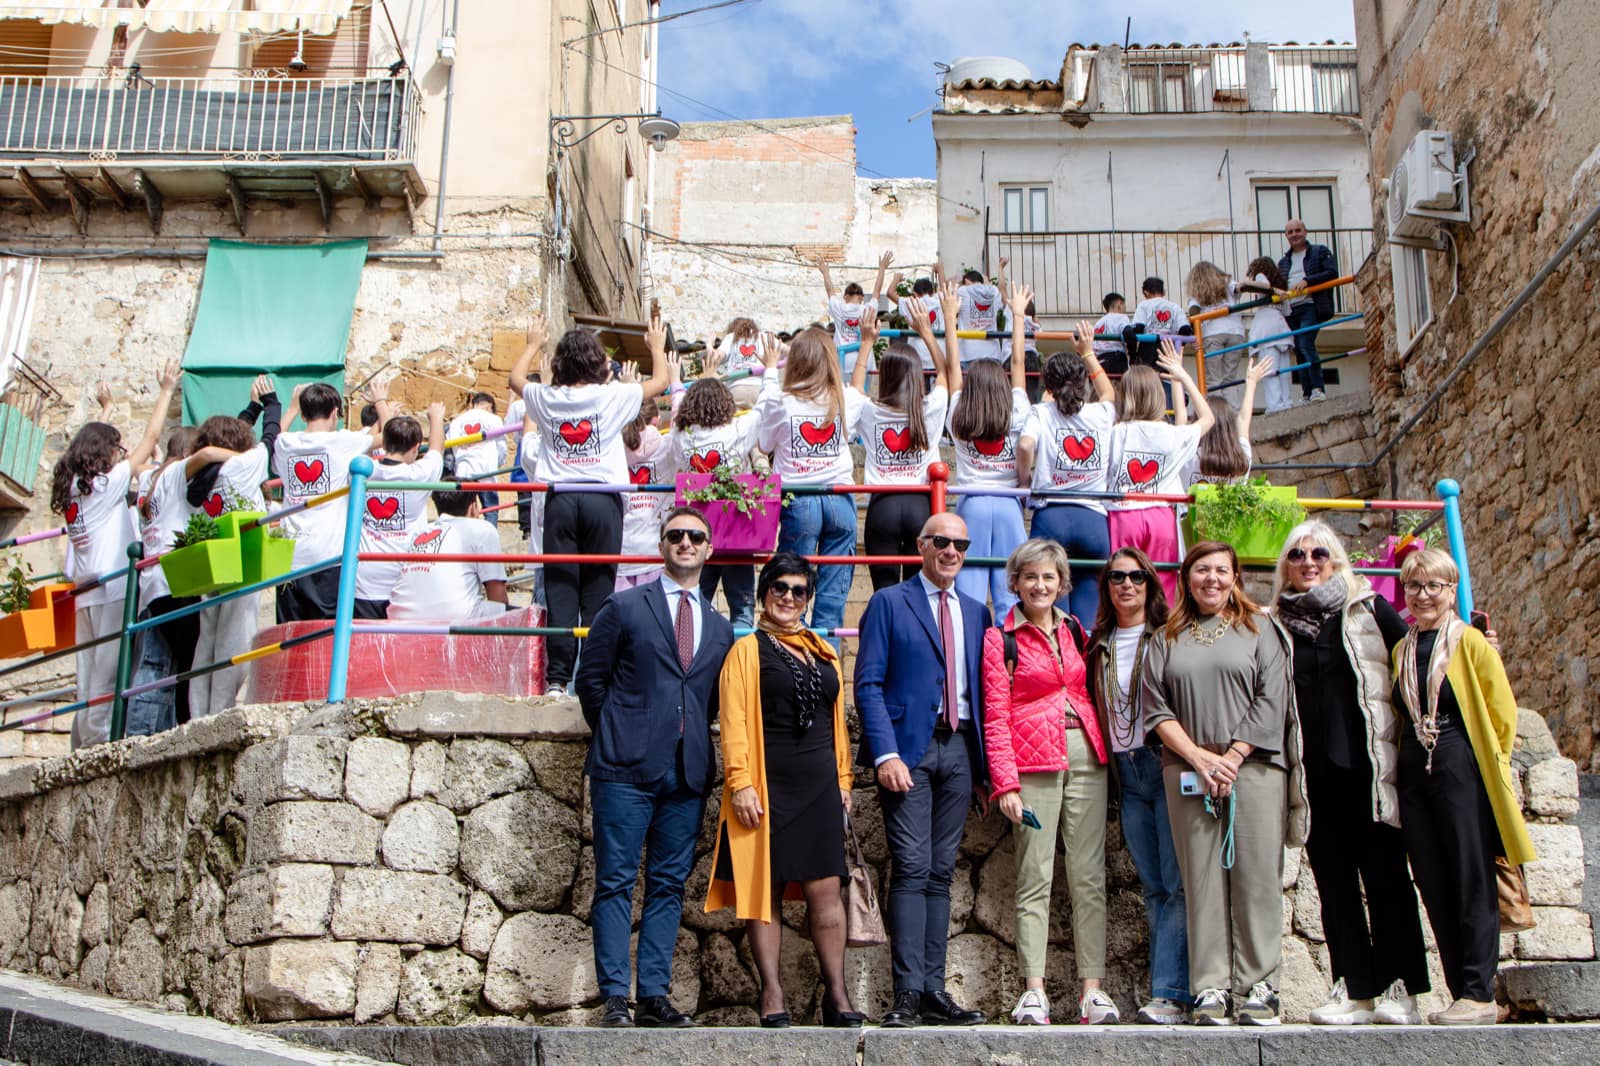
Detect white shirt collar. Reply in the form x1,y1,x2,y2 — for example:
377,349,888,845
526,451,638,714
918,572,955,600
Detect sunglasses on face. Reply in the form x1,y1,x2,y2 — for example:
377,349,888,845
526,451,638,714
1403,580,1452,597
924,535,971,553
1286,547,1331,564
769,581,810,602
1106,570,1149,586
663,528,708,545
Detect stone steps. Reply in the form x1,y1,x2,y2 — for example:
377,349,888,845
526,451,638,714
1577,775,1600,933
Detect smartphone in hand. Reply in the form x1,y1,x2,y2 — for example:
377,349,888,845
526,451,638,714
1020,807,1043,830
1470,609,1491,633
1179,771,1204,796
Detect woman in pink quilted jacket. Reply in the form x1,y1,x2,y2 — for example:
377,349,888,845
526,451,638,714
981,538,1116,1027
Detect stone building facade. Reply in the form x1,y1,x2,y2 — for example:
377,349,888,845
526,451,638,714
1351,0,1600,767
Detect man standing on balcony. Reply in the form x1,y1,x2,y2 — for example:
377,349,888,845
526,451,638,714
1279,220,1339,402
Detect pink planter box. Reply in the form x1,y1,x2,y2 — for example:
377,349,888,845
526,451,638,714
675,473,781,554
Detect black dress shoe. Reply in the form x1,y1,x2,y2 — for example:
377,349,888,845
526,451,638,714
635,995,696,1028
920,989,986,1026
760,1011,791,1028
880,989,922,1028
599,996,633,1028
822,998,865,1028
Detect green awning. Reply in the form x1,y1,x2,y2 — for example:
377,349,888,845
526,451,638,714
182,238,367,425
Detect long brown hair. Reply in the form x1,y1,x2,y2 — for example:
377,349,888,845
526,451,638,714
1115,365,1166,423
949,360,1012,442
139,427,200,521
726,317,758,340
1196,397,1250,480
51,422,122,515
674,377,736,432
781,327,845,427
1186,260,1230,308
1244,256,1287,290
1166,540,1261,639
621,397,655,451
1092,546,1169,638
875,341,927,453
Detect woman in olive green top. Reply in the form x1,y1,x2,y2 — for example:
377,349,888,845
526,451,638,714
1141,541,1307,1027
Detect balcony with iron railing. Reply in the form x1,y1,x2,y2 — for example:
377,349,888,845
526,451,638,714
1064,42,1359,117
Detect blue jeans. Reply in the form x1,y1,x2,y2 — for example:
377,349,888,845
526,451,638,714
953,494,1025,621
590,761,704,999
1116,746,1190,1004
1029,503,1110,628
777,493,856,640
1286,305,1326,395
125,596,198,738
699,564,755,629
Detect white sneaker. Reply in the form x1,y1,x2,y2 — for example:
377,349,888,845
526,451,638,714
1079,989,1120,1025
1235,981,1281,1026
1135,997,1188,1025
1309,978,1375,1025
1309,388,1328,401
1193,987,1232,1026
1010,988,1050,1025
544,685,567,697
1373,979,1422,1025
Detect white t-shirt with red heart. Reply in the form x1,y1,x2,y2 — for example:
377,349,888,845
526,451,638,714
274,429,376,567
1020,400,1117,514
720,333,765,376
1093,311,1132,355
754,374,866,486
205,444,270,517
386,515,507,622
859,386,949,485
620,426,671,579
665,410,761,478
896,295,942,370
1131,297,1187,335
949,386,1030,490
447,409,507,479
65,459,137,608
523,381,643,487
957,284,1004,363
356,451,445,602
139,461,191,604
1104,420,1204,510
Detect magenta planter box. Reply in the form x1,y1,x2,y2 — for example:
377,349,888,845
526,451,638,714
675,473,781,554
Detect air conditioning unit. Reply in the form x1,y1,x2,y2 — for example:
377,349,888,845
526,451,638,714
1385,130,1464,239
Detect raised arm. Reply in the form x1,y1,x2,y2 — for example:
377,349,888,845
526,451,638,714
1157,338,1213,435
183,445,240,478
870,250,893,306
425,401,446,454
906,296,948,393
640,304,671,403
1007,283,1031,393
128,359,182,471
814,257,836,300
508,314,551,396
362,377,395,446
1237,358,1271,440
850,312,877,394
996,255,1009,290
938,278,964,396
1074,321,1114,403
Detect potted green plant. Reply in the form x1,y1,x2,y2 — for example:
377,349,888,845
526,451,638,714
159,512,244,597
676,459,781,555
1183,477,1306,565
0,556,61,659
216,510,296,586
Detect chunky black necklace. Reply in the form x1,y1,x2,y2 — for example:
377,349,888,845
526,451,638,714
761,630,824,732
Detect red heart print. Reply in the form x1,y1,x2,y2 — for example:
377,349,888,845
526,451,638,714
203,493,226,518
464,422,481,436
630,466,651,485
1094,324,1107,334
559,420,593,447
882,427,911,454
972,438,1006,457
414,528,443,547
1127,458,1160,484
367,497,400,521
799,421,836,446
690,450,722,474
64,502,80,524
928,308,939,323
738,343,756,357
1155,310,1172,324
1062,436,1095,461
844,319,860,329
974,302,992,313
293,459,324,486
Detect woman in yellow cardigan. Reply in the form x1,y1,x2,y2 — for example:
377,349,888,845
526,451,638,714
1391,549,1535,1026
706,552,863,1028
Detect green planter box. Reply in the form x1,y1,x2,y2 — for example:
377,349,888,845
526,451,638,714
1182,484,1304,566
159,537,245,597
218,512,296,587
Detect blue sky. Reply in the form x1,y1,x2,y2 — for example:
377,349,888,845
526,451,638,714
657,0,1358,179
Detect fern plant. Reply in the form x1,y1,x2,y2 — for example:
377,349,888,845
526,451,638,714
172,512,221,550
1190,477,1305,545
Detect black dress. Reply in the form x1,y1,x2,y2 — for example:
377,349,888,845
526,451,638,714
717,635,847,885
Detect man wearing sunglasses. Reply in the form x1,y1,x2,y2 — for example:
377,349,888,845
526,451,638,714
575,507,735,1029
855,512,992,1028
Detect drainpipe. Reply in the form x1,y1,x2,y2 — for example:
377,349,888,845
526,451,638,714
430,0,461,256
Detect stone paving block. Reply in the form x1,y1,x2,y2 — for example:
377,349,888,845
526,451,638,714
1256,1025,1600,1064
247,802,381,866
330,869,467,945
539,1028,862,1066
281,1025,534,1066
386,693,590,740
859,1027,1260,1066
224,864,335,945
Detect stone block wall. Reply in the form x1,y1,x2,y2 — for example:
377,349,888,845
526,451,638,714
0,693,1590,1027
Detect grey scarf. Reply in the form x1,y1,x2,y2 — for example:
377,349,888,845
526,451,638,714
1275,579,1348,640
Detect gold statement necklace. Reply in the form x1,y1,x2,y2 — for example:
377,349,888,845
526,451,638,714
1188,615,1232,647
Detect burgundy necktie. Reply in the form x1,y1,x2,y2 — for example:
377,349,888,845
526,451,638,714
675,590,695,672
939,589,959,730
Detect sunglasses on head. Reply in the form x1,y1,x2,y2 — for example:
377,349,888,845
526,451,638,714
663,528,708,545
924,535,971,552
1106,570,1149,586
1286,547,1331,564
769,580,810,602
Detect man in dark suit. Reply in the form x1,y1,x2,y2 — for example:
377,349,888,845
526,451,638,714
854,511,992,1028
575,506,734,1029
1278,219,1341,402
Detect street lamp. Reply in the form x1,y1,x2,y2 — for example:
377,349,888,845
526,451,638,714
549,111,681,152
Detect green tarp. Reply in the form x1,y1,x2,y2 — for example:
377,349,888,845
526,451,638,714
181,239,367,426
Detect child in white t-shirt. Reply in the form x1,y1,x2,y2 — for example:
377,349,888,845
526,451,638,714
1104,338,1214,600
1240,257,1296,413
510,310,673,694
1093,292,1132,374
1124,277,1186,370
447,392,508,523
386,487,509,623
896,278,943,374
714,317,766,408
274,381,385,623
1186,261,1247,406
126,424,200,738
617,365,685,592
52,360,180,749
815,250,895,374
504,388,532,537
956,261,1006,365
355,404,446,618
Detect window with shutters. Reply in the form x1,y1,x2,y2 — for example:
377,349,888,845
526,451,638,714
250,4,372,77
0,19,53,81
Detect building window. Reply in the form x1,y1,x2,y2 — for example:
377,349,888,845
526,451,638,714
0,19,52,80
1002,185,1050,233
1128,62,1191,112
1311,62,1358,115
250,6,372,77
1254,183,1337,253
1392,243,1433,356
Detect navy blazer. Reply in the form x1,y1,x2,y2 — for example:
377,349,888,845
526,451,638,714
1277,243,1340,320
574,579,734,795
853,575,992,783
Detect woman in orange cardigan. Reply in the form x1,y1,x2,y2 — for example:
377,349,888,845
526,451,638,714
706,553,862,1028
